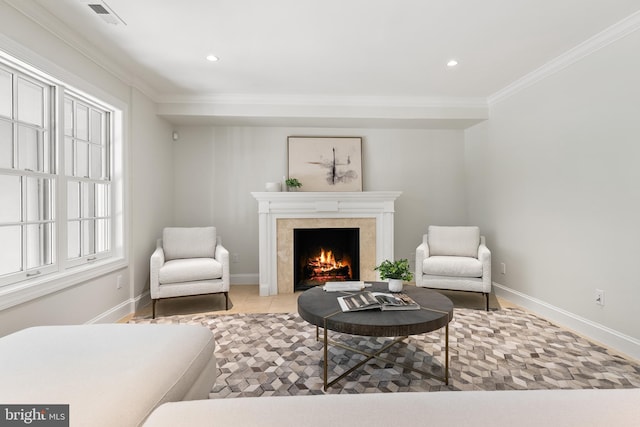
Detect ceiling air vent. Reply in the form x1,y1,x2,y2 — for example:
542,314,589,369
85,1,126,25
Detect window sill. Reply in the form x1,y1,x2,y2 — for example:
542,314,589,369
0,257,127,311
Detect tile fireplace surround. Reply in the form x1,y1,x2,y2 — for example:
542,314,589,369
251,191,401,296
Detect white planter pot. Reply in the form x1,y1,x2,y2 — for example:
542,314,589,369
388,279,403,293
265,182,281,192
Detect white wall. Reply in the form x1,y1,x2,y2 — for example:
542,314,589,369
465,29,640,352
172,126,468,280
130,89,175,302
173,127,217,226
0,2,174,333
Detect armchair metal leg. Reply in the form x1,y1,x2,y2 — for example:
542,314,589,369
485,293,489,311
152,299,157,319
224,292,229,310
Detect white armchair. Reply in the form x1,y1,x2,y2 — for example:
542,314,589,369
150,227,230,318
415,226,491,310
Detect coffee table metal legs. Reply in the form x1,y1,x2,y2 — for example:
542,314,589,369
317,321,450,391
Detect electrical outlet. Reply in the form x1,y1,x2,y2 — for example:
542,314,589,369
116,275,123,290
501,263,506,275
595,289,605,306
231,253,240,263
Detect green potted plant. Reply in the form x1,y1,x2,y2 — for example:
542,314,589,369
285,177,302,191
374,258,413,292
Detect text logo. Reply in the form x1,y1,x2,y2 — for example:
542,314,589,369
0,405,68,426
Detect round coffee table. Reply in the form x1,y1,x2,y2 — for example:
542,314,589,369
297,282,454,390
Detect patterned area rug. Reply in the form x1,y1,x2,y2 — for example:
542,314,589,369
129,308,640,397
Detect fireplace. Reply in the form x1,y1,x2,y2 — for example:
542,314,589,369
251,191,401,296
293,228,360,290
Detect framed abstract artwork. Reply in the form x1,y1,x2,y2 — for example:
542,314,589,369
287,136,363,192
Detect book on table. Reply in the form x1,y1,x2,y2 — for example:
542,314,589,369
323,281,367,292
337,291,420,312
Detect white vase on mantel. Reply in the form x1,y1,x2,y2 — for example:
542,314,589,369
388,279,403,293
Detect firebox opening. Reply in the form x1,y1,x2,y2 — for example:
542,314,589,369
293,228,360,291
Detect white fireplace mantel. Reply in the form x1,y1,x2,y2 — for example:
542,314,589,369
251,191,402,296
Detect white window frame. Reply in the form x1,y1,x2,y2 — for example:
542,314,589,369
0,49,126,311
63,91,114,269
0,66,58,284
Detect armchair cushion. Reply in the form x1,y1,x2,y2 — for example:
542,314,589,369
428,226,480,258
159,258,223,284
163,227,216,261
423,256,483,278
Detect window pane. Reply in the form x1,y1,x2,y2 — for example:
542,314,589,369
76,103,88,141
65,137,73,176
82,219,95,256
76,141,88,177
81,182,94,218
96,219,109,253
26,223,54,269
0,175,21,222
90,109,103,144
17,126,48,172
17,125,39,171
64,98,73,136
67,220,80,259
0,118,12,169
0,69,11,118
0,226,21,276
95,183,109,217
16,77,43,127
26,177,54,222
67,181,80,219
90,144,102,179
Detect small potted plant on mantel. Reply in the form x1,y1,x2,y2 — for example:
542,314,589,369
285,177,302,192
374,259,413,292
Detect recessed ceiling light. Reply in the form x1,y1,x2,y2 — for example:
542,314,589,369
447,59,458,67
206,55,219,62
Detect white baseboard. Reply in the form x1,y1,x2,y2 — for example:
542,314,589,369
135,291,152,311
231,274,259,285
493,282,640,362
85,298,134,324
90,277,257,324
87,292,151,324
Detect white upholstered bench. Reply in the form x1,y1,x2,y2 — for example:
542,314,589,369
0,324,217,427
143,389,640,427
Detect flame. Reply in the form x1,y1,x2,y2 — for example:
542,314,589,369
321,249,340,268
309,248,345,273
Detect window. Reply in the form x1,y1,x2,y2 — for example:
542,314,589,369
0,53,123,301
0,65,56,283
64,94,112,266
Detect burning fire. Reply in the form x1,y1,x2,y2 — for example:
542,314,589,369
311,248,345,273
302,248,352,284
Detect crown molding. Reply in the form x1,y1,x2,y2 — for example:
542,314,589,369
158,93,487,107
488,10,640,106
157,93,487,110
